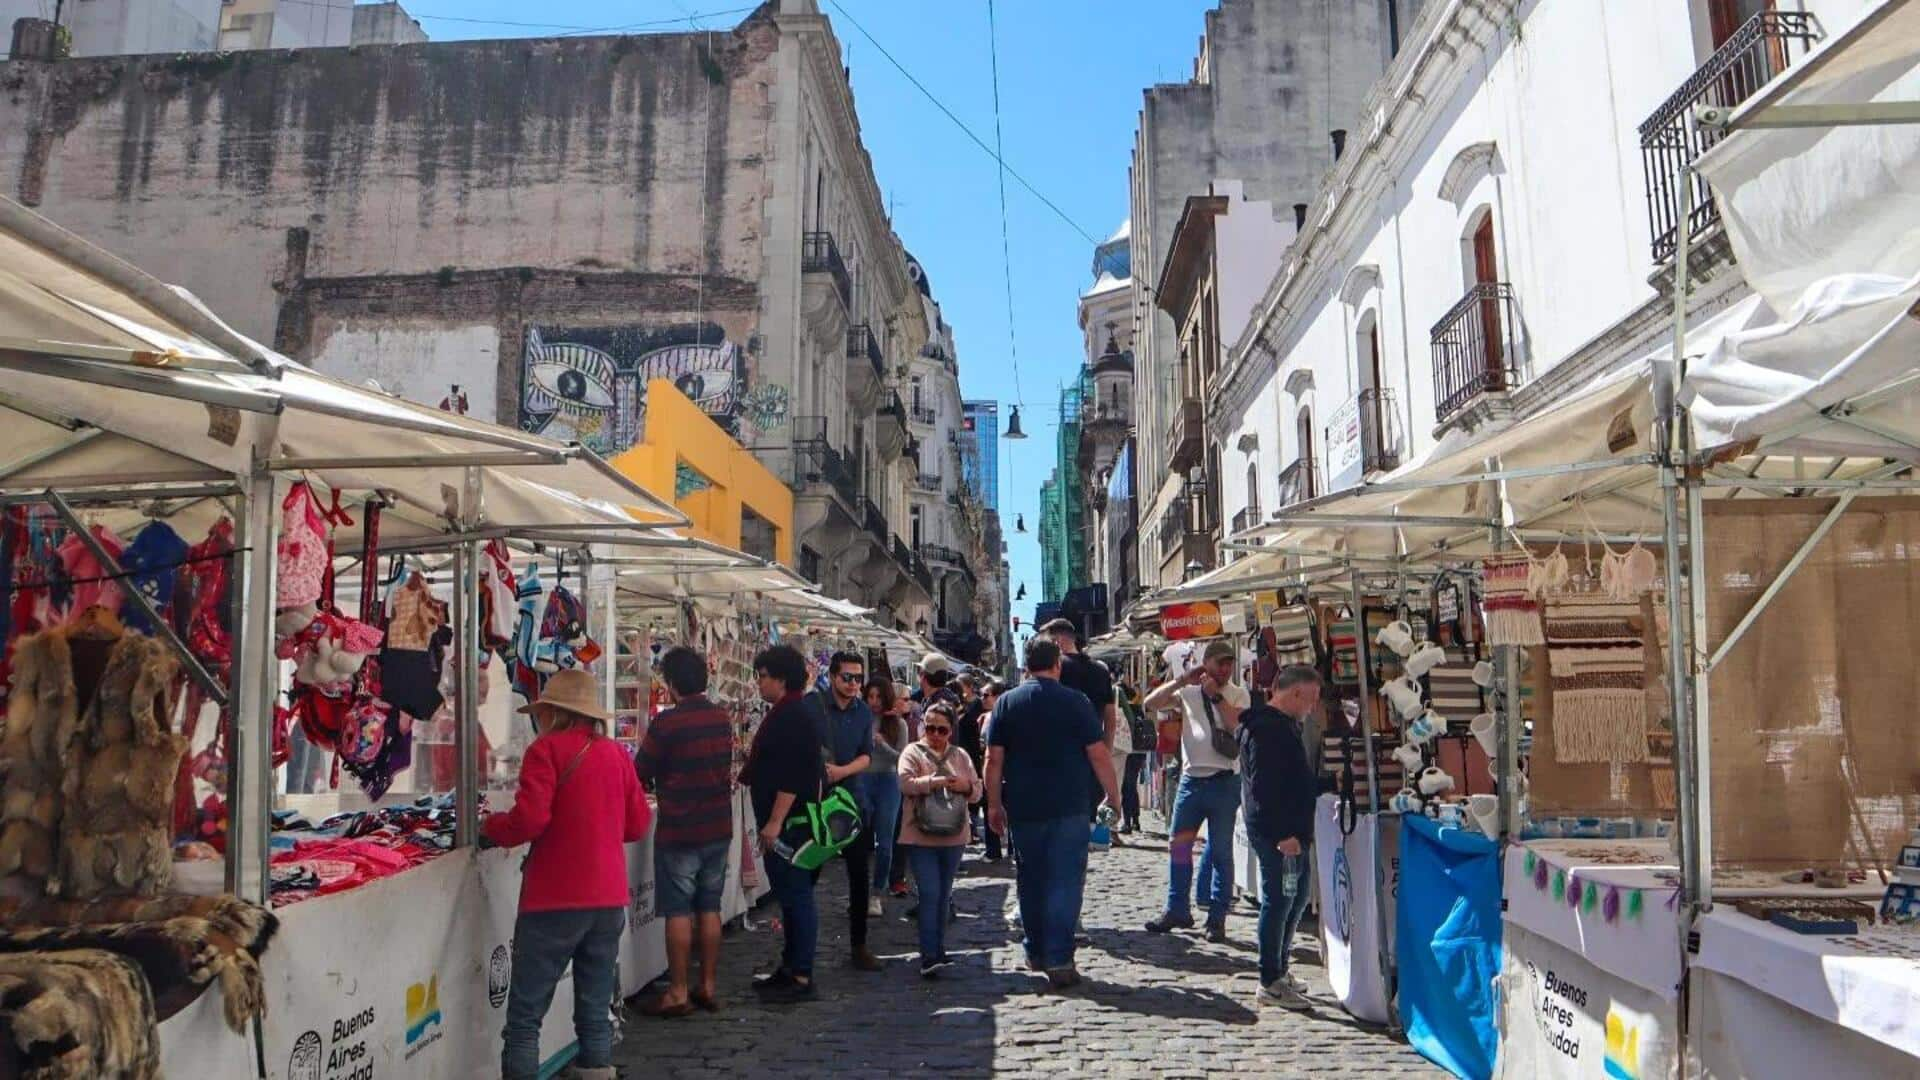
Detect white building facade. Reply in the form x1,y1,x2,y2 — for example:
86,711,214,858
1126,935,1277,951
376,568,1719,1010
1213,0,1876,535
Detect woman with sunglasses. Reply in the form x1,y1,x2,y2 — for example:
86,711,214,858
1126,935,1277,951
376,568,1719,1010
896,702,982,976
862,678,909,917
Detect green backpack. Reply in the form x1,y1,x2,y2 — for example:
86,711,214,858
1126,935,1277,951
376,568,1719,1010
776,785,864,871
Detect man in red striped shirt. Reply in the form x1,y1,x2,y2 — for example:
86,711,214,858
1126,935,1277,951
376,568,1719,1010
635,646,737,1018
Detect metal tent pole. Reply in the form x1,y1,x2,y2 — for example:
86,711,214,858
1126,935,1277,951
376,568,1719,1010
455,467,483,849
228,466,281,903
1489,458,1518,845
1350,565,1396,1028
1665,119,1708,916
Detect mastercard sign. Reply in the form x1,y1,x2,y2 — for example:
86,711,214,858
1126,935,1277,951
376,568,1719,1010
1160,601,1223,640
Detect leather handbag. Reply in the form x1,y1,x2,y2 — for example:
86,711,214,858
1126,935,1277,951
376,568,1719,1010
1201,692,1240,761
913,747,970,836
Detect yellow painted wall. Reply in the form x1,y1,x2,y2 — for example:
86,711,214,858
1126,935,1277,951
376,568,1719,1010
607,379,794,565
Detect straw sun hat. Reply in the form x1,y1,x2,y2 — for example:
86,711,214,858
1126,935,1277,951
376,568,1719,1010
515,668,612,723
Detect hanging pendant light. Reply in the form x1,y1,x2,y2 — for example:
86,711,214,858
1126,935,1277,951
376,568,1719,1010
1015,513,1027,533
1005,405,1028,439
1016,583,1027,600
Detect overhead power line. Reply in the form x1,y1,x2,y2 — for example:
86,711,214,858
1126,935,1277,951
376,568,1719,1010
984,0,1024,404
823,0,1102,249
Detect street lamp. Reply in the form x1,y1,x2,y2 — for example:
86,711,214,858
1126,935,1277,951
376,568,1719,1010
1005,405,1028,439
1015,583,1026,600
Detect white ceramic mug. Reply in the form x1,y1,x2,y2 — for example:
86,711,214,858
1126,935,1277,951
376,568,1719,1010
1390,788,1424,815
1385,674,1424,719
1469,711,1498,756
1404,641,1447,678
1468,793,1501,837
1392,742,1425,776
1377,619,1416,657
1472,660,1496,687
1417,765,1456,797
1404,709,1444,744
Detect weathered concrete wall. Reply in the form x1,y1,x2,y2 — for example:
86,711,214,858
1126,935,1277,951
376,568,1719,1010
0,21,781,426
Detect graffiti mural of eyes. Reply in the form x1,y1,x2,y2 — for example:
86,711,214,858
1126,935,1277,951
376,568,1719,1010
637,343,738,412
528,342,618,418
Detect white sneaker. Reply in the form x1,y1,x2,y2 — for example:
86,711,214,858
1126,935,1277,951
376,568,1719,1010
1284,972,1308,995
867,895,884,918
1258,981,1314,1011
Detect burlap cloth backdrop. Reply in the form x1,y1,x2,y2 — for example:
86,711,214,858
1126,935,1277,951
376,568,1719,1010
1704,498,1920,872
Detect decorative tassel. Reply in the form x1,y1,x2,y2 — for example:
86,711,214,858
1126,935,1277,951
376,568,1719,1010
1582,881,1600,913
1534,859,1551,891
1627,889,1644,920
1567,873,1584,909
1552,868,1567,902
1603,885,1622,923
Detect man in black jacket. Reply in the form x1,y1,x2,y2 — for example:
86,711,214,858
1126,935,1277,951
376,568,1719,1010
1237,664,1323,1011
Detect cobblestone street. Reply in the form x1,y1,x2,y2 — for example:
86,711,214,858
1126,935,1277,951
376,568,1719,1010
615,825,1444,1078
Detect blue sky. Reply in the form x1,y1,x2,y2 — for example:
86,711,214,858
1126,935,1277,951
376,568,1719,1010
422,0,1216,637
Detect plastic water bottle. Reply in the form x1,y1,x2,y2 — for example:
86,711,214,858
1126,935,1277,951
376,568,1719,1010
1281,853,1300,898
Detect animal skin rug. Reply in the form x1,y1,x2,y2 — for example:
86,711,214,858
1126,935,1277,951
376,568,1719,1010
0,894,278,1034
0,948,160,1079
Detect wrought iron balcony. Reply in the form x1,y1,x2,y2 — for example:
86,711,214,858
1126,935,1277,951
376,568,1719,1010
893,534,933,593
1276,456,1319,509
790,416,858,507
803,231,852,309
912,472,942,493
909,404,938,427
851,498,879,544
1431,283,1520,425
847,323,885,381
1156,495,1192,551
1356,387,1401,475
1638,11,1820,263
1230,506,1254,537
1166,397,1204,473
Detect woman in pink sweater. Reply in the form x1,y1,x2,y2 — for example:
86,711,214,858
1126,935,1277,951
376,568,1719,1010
897,702,982,977
481,669,650,1080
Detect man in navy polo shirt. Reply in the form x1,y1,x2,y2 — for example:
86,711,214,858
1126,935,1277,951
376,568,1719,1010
984,638,1122,990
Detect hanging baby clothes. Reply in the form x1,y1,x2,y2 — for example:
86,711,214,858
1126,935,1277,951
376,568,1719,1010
275,482,328,611
478,539,516,652
380,576,447,719
534,582,590,676
56,524,128,619
509,562,543,706
119,522,189,636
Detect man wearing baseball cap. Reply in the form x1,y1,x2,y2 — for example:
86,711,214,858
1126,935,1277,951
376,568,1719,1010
1140,638,1249,943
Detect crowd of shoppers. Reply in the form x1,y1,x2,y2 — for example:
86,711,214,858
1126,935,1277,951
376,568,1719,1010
482,621,1326,1073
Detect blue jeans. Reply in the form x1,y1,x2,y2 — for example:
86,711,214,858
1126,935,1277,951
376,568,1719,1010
1250,834,1313,987
1166,771,1241,925
907,844,964,960
763,851,819,978
1194,836,1226,909
654,840,729,917
868,773,903,894
1008,814,1091,971
502,907,623,1080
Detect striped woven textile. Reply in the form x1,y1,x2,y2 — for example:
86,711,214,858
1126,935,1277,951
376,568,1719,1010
1482,553,1544,646
1543,593,1648,763
1327,619,1359,686
1427,647,1485,729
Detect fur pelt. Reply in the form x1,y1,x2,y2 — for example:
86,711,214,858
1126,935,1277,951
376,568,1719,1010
0,948,160,1079
0,894,279,1034
50,633,183,900
0,631,78,884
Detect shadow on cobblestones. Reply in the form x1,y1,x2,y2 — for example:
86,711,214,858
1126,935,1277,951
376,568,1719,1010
613,822,1445,1078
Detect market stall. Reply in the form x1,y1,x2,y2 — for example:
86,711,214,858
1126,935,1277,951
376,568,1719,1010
0,192,817,1078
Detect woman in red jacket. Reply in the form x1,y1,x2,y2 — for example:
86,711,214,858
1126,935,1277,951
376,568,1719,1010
482,669,650,1080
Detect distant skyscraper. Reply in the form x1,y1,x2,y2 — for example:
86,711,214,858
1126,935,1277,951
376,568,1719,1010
962,401,1000,511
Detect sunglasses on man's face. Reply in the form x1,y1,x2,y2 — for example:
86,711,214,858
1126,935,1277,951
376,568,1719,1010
836,671,864,683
